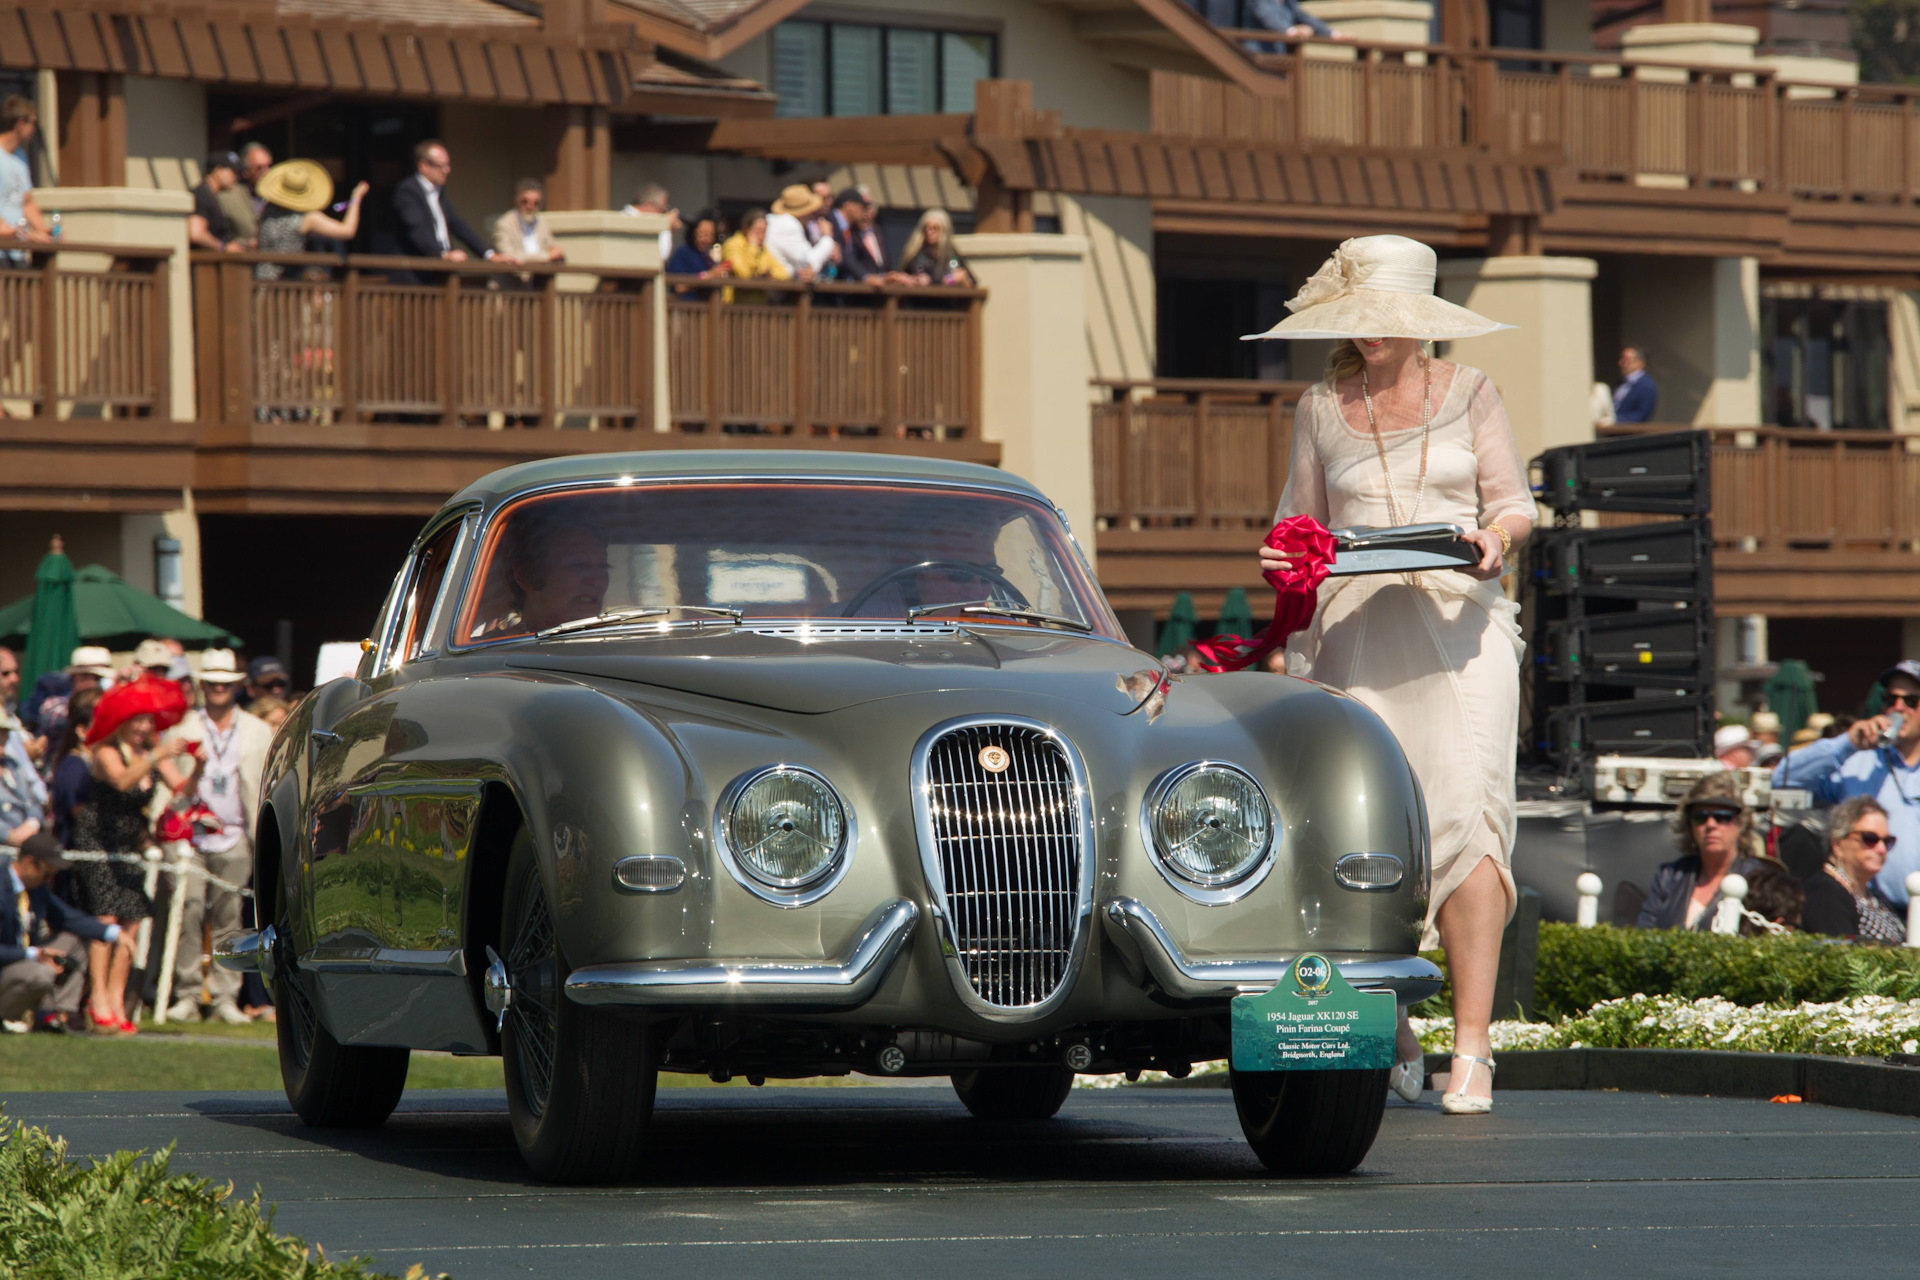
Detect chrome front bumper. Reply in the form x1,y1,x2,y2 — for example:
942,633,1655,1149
564,898,920,1008
1101,897,1443,1006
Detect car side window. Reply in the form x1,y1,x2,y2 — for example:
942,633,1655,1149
391,523,462,668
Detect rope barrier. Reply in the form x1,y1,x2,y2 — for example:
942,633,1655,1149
2,843,253,897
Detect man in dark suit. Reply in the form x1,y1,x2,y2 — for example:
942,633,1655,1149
1,833,116,1029
391,139,506,280
1614,346,1659,423
831,186,893,283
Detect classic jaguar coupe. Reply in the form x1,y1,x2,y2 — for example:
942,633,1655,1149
218,451,1441,1182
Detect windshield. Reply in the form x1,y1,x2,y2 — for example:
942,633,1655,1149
454,482,1120,644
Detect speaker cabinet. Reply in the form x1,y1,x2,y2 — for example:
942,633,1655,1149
1545,695,1717,761
1535,519,1713,602
1535,430,1710,515
1543,605,1713,689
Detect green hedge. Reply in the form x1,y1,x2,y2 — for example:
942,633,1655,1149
0,1112,435,1280
1412,923,1920,1021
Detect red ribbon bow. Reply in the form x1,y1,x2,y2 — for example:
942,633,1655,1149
1191,516,1337,674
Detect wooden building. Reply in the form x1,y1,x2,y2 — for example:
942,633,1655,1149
1,0,1913,709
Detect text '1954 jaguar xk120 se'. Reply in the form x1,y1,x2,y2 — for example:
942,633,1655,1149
215,450,1443,1183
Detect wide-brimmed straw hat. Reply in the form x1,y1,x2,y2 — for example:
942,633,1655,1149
1243,235,1513,342
771,184,824,218
196,648,247,684
255,159,334,214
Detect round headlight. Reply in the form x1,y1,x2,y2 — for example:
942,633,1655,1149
725,766,847,889
1148,763,1273,888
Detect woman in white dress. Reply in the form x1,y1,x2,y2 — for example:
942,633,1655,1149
1249,235,1533,1115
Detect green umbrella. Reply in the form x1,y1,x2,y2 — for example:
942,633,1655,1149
1217,587,1255,639
1158,591,1197,658
1764,658,1818,738
0,563,241,653
18,538,79,692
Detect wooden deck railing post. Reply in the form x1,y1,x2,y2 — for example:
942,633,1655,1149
1116,390,1135,529
220,258,254,428
438,272,459,425
964,292,983,440
339,266,359,425
793,286,812,436
146,254,168,419
536,273,557,429
705,284,722,434
637,274,655,432
882,291,901,435
1687,72,1705,187
1192,391,1212,527
34,252,56,419
1362,52,1376,147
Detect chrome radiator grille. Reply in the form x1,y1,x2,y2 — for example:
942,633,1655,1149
919,723,1086,1010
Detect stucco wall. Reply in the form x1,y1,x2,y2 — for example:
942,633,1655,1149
719,0,1152,131
439,103,557,237
1540,0,1594,53
123,77,208,192
1616,255,1759,426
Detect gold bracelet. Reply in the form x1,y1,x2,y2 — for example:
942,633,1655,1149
1487,523,1512,557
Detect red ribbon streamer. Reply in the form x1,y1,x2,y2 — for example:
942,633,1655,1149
1191,515,1336,674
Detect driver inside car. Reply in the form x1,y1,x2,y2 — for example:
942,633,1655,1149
503,512,611,635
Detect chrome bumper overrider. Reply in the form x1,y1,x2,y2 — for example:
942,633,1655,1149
1102,898,1443,1006
564,898,920,1008
213,926,274,983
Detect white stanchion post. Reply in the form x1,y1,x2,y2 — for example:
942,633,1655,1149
132,850,162,1013
1575,872,1603,928
1711,873,1750,935
152,842,191,1024
1906,872,1920,948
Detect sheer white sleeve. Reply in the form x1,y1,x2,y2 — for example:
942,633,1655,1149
1274,384,1331,526
1467,373,1535,530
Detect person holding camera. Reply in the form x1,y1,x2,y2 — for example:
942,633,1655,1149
2,832,121,1031
1772,660,1920,912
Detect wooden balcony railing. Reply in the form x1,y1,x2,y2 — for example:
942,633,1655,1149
1091,379,1307,530
192,252,657,428
1157,42,1920,203
1600,423,1920,551
0,242,171,419
664,276,983,439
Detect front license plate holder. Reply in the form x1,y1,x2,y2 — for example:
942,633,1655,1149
1229,953,1396,1072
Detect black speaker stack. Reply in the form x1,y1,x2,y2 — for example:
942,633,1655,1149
1525,431,1715,778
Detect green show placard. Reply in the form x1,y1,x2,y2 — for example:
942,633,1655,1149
1230,953,1396,1072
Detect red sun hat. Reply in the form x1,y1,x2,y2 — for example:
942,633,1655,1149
86,676,189,746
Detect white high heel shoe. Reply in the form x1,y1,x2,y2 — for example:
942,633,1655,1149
1389,1057,1424,1103
1440,1053,1495,1115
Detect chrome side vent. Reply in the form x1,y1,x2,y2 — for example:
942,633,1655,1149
911,717,1094,1019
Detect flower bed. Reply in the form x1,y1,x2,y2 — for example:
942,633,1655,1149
1415,994,1920,1058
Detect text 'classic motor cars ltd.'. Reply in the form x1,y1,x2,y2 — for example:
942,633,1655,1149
216,450,1441,1182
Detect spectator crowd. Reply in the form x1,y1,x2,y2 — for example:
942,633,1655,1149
2,640,294,1036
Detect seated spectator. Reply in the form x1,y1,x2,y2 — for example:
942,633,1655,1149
252,160,367,280
1801,796,1906,943
1,833,120,1033
1737,859,1803,935
190,153,245,253
767,185,838,282
899,209,973,286
492,178,565,266
721,210,791,303
1636,774,1779,931
47,686,97,849
666,209,727,278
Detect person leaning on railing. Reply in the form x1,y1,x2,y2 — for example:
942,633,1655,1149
189,153,245,254
252,161,367,281
0,95,51,246
898,209,973,287
1636,774,1779,931
666,209,729,280
720,210,790,304
1801,795,1906,943
492,178,565,268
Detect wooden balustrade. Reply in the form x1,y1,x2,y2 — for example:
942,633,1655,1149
1091,379,1308,530
1154,44,1920,204
1601,424,1920,551
664,276,983,439
192,252,657,428
0,242,169,420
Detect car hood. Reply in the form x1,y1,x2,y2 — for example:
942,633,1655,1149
504,627,1165,715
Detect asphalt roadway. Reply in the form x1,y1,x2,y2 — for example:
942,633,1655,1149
10,1082,1920,1278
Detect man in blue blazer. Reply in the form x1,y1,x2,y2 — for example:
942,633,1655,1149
1614,346,1659,423
1,833,117,1028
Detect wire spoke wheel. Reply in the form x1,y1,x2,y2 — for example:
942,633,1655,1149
504,872,558,1116
276,911,319,1073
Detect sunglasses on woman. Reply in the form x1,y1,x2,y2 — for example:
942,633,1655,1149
1688,807,1742,826
1845,829,1898,851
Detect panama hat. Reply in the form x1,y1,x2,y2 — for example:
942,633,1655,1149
67,645,113,679
771,184,824,218
196,648,247,684
1243,235,1513,342
255,159,335,214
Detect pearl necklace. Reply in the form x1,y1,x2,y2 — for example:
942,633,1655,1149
1361,358,1432,527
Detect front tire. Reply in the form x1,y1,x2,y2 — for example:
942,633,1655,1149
500,829,657,1183
1230,1066,1388,1175
951,1066,1075,1120
274,905,409,1128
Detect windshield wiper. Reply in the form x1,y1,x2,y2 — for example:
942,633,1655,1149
905,600,1093,632
536,604,742,640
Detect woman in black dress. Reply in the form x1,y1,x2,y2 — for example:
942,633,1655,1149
72,702,200,1032
1801,795,1906,943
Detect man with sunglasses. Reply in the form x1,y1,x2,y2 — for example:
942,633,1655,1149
1773,659,1920,910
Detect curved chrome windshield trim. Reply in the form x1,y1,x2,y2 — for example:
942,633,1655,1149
444,475,1122,654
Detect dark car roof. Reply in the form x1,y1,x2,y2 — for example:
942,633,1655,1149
447,450,1045,513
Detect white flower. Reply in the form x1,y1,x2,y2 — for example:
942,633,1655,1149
1284,242,1362,313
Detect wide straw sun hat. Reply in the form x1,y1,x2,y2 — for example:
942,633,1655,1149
1243,234,1513,342
255,159,335,214
772,184,825,219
